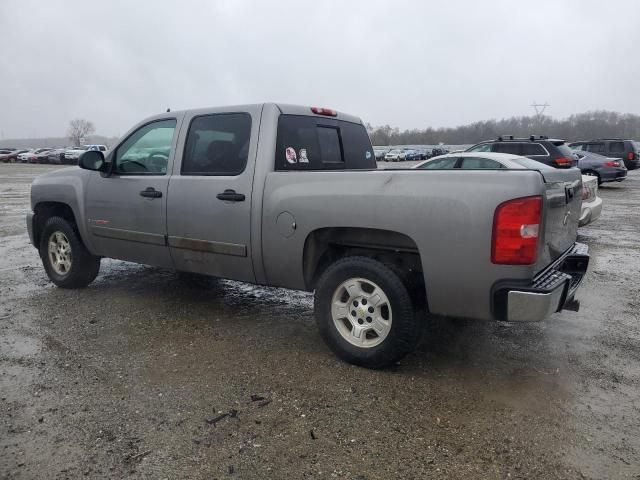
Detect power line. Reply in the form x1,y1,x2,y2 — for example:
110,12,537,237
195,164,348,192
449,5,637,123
530,101,550,120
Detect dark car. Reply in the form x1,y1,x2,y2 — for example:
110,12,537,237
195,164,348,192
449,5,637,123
568,139,640,170
46,148,67,164
431,147,448,157
466,135,577,168
572,150,627,184
403,149,422,161
35,149,54,163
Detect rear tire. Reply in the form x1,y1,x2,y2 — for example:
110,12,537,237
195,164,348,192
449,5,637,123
314,256,421,369
39,216,100,288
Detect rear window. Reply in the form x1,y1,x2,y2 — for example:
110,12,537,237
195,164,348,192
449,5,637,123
521,143,547,156
276,115,374,171
633,141,640,152
511,157,555,170
555,144,575,157
460,157,505,169
609,141,625,153
417,157,458,169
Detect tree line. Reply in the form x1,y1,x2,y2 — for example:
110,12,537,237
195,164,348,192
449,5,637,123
366,110,640,146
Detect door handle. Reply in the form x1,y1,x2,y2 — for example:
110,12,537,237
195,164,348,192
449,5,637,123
216,189,245,202
139,187,162,198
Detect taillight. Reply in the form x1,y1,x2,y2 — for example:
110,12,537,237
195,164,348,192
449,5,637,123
492,196,542,265
604,160,621,167
554,156,573,167
311,107,337,117
627,152,635,161
582,186,591,200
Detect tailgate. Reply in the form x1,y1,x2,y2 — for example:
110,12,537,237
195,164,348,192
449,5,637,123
536,167,583,272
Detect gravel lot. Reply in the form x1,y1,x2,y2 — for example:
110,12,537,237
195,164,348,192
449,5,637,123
1,164,639,479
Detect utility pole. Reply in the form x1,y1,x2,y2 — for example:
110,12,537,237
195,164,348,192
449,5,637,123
530,101,550,122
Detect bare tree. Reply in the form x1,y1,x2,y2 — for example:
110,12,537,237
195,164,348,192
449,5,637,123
67,119,95,147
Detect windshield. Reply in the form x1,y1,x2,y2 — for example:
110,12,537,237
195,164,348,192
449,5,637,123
389,150,401,154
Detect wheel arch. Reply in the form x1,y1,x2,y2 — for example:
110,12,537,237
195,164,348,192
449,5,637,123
33,201,80,248
302,227,427,308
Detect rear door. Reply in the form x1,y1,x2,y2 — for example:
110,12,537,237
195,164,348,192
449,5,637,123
167,107,261,282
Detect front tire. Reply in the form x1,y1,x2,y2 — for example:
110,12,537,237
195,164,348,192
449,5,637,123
314,256,421,368
39,216,100,288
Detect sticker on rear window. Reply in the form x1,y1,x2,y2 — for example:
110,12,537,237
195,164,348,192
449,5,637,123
298,148,309,163
365,150,371,160
285,147,297,164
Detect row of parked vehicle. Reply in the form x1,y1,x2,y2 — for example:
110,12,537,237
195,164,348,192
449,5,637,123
0,145,108,164
406,135,638,230
374,147,450,162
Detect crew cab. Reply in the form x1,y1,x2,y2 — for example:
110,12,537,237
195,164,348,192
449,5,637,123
27,103,589,368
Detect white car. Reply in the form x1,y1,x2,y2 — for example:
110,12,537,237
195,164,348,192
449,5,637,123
579,174,602,227
65,144,108,162
413,152,603,227
384,149,406,162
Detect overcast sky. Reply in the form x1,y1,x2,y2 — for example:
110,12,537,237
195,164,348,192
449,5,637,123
1,0,639,139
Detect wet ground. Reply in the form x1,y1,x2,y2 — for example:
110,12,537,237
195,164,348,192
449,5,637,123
1,163,639,479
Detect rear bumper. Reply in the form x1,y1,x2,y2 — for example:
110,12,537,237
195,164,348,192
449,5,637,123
493,243,589,322
600,168,627,183
579,196,603,227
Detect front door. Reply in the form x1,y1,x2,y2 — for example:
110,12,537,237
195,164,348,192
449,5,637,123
85,118,179,267
167,109,259,282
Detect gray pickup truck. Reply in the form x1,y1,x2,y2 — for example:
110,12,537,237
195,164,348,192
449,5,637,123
27,103,589,368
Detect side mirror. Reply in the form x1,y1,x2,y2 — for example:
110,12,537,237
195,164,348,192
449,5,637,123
79,150,106,171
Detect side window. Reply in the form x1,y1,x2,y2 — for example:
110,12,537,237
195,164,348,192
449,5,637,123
493,143,522,155
418,157,458,169
460,157,505,169
467,143,492,152
609,141,625,153
181,113,252,176
586,143,605,153
521,143,547,156
115,119,176,175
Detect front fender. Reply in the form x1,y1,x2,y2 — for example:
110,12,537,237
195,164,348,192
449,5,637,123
30,168,96,253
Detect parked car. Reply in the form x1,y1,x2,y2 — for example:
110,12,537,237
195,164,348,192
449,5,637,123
403,149,421,161
430,147,448,157
572,150,627,185
34,149,54,163
466,136,577,168
27,103,588,368
46,148,67,165
65,144,108,163
384,149,406,161
373,148,388,161
0,150,28,163
17,150,33,162
579,174,602,227
20,148,51,163
568,139,640,170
